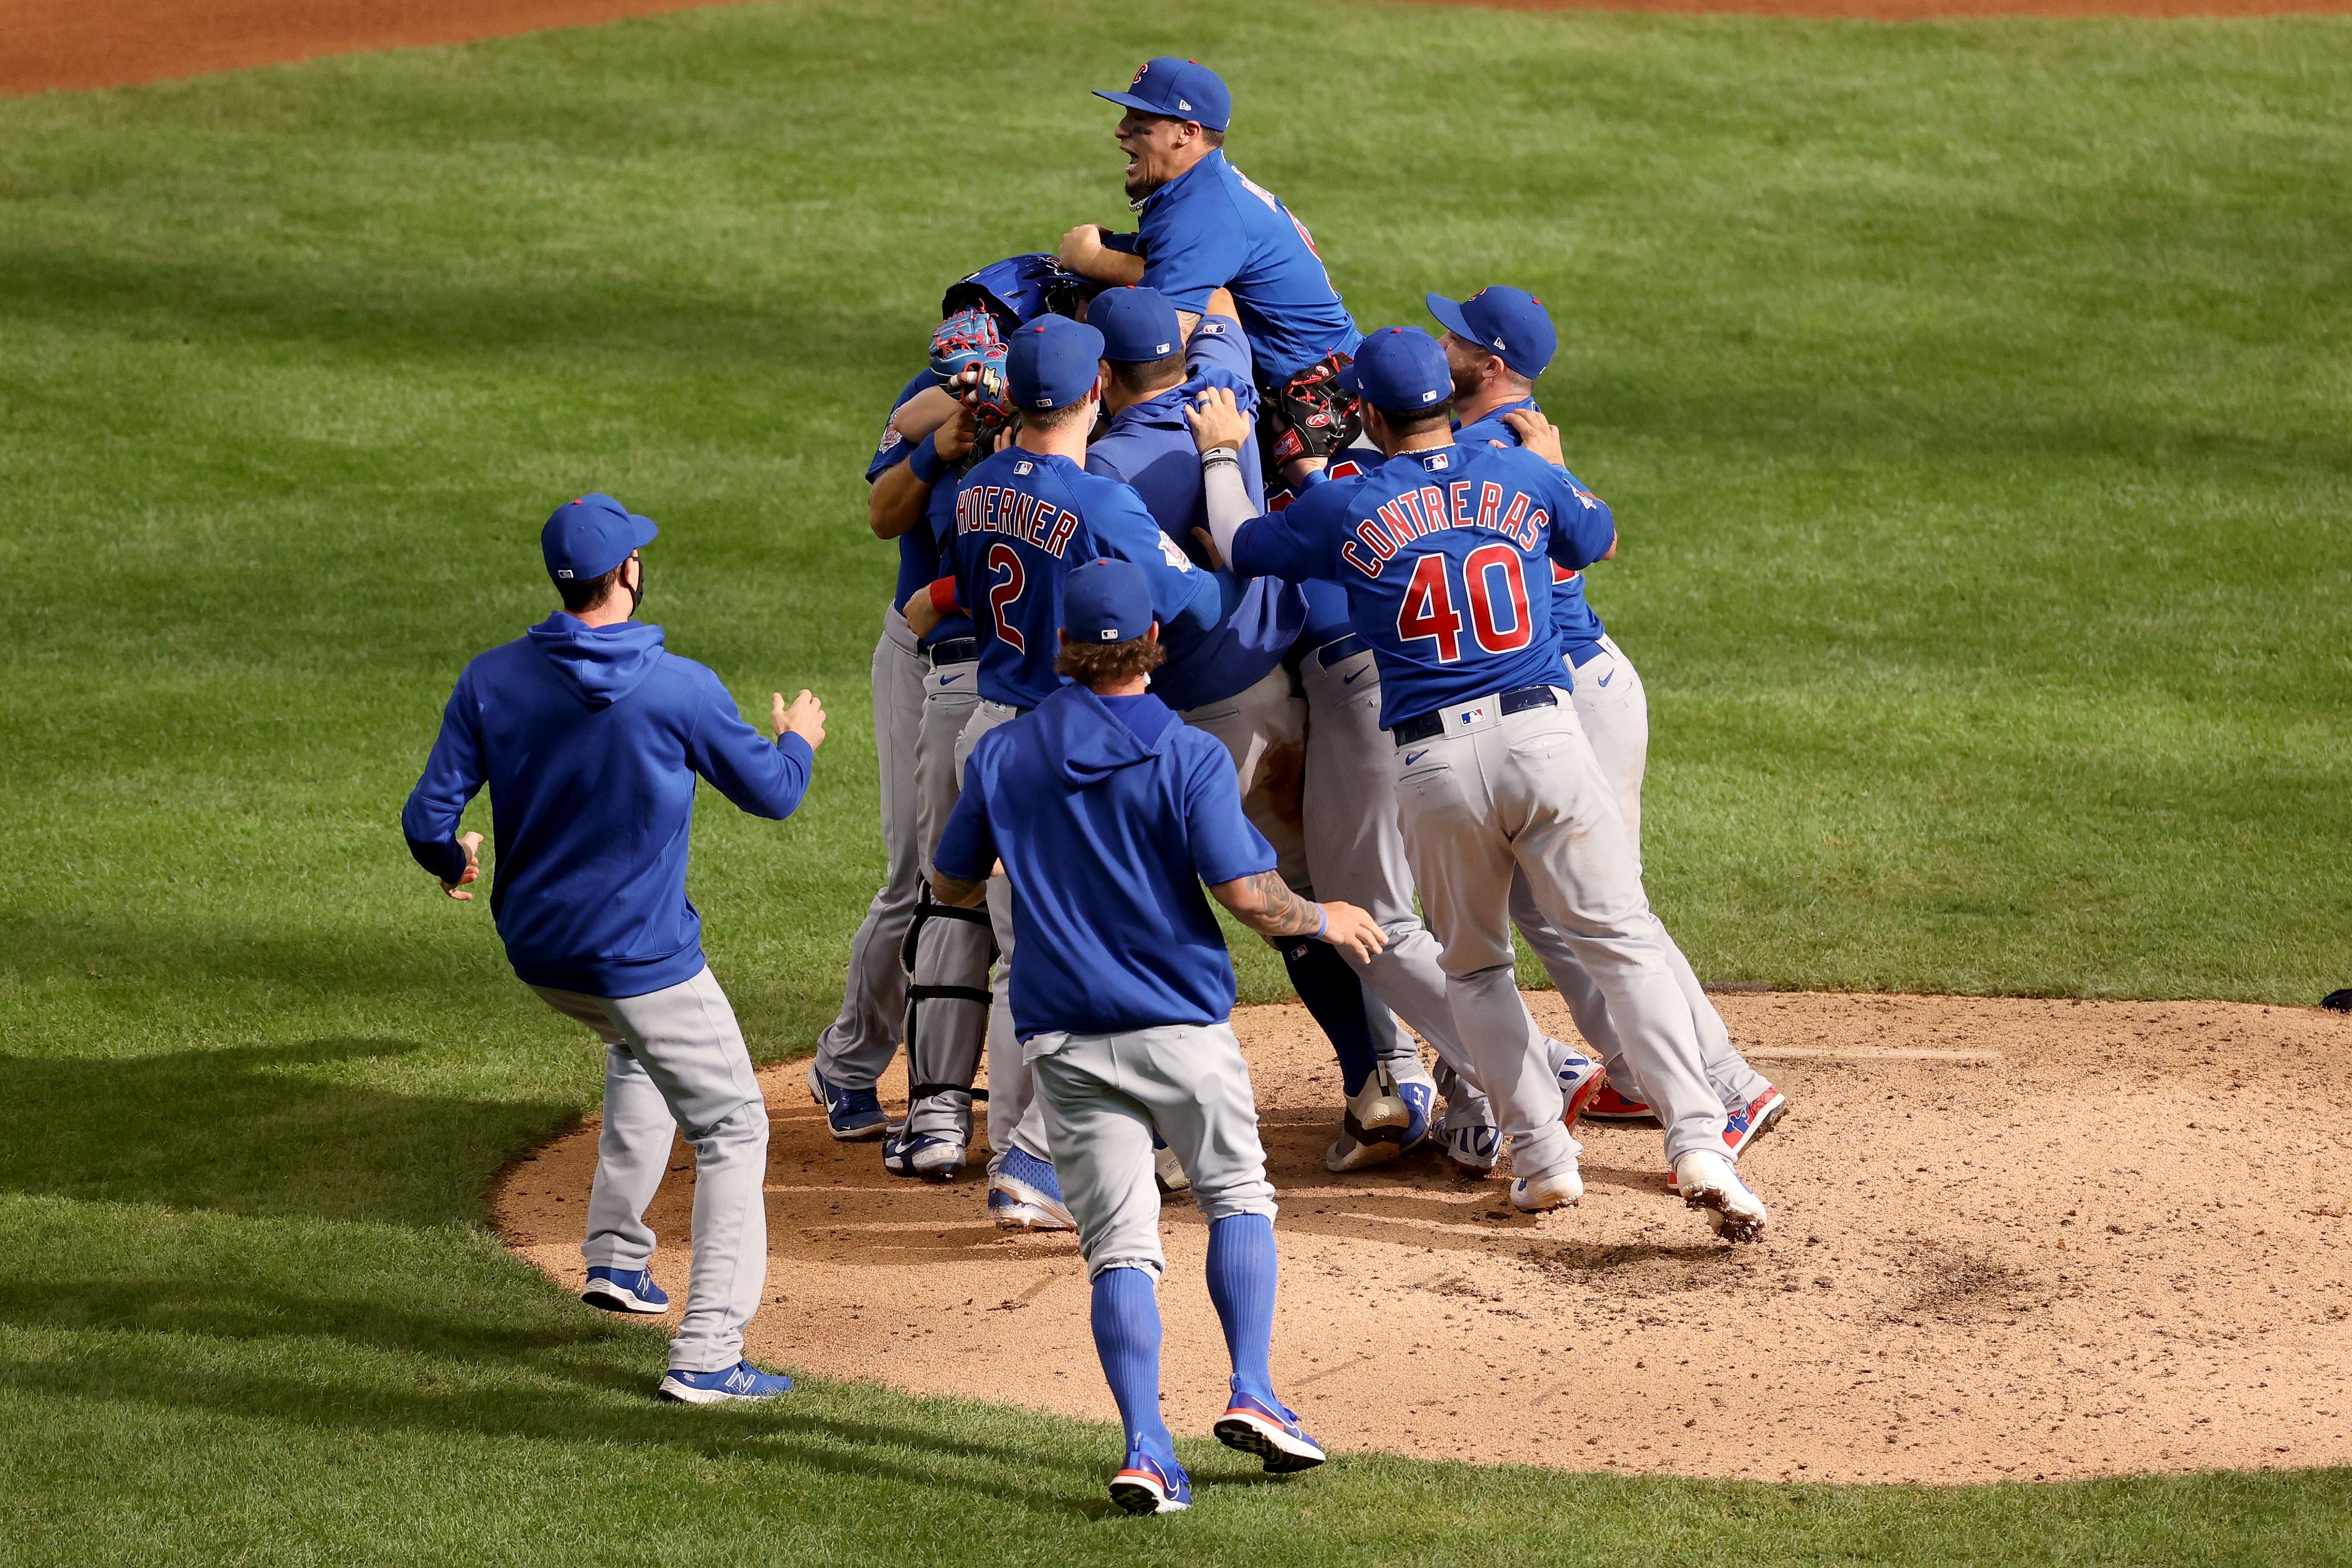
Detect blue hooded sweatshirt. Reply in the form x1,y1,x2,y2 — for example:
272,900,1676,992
402,614,815,998
934,686,1273,1039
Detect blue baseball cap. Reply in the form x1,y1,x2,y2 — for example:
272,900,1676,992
542,493,657,584
1090,287,1183,364
1062,559,1155,644
1095,57,1232,133
1007,315,1106,411
1426,287,1558,379
1337,326,1452,413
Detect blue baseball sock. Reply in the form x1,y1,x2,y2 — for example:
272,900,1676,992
1090,1266,1173,1462
1280,938,1377,1096
1205,1212,1278,1404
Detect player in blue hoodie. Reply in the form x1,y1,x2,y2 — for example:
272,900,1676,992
402,493,827,1403
932,560,1382,1514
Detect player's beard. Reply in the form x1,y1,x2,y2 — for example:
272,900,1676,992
1124,168,1163,206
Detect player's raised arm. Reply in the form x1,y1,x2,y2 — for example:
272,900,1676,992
1209,871,1385,966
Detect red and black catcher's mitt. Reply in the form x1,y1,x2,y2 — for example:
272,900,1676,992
1262,351,1363,471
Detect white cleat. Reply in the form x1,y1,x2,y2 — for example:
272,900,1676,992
1509,1164,1585,1212
1673,1149,1769,1242
1153,1137,1191,1194
1324,1062,1413,1172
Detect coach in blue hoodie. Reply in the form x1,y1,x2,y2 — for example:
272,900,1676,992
403,493,825,1405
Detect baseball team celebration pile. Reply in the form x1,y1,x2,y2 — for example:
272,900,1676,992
403,55,1797,1517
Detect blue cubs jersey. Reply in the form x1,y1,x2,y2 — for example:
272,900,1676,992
868,367,975,647
1130,149,1360,384
934,687,1274,1039
1454,396,1607,661
1232,442,1616,728
1269,448,1383,654
949,449,1217,710
1085,314,1302,710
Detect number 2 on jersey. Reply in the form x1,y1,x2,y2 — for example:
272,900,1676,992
986,542,1026,653
1394,547,1534,664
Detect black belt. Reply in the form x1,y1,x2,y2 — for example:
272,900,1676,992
1390,684,1557,746
926,638,979,666
1314,632,1368,669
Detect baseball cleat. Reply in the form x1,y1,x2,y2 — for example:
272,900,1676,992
1152,1129,1190,1194
1442,1122,1501,1174
1325,1062,1413,1172
1723,1085,1789,1158
1673,1149,1769,1242
988,1145,1076,1231
883,1129,967,1182
1582,1083,1659,1124
1509,1165,1585,1212
580,1265,668,1315
1213,1385,1327,1473
806,1062,891,1142
1391,1057,1438,1150
1546,1038,1607,1132
657,1360,794,1404
1108,1446,1192,1515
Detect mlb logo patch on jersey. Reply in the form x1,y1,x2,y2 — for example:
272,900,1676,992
1014,461,1034,476
1420,450,1451,470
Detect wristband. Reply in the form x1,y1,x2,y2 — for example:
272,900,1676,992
907,432,948,487
1200,448,1240,470
927,576,960,617
1313,903,1328,940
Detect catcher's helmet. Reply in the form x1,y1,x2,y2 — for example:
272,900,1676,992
942,254,1098,336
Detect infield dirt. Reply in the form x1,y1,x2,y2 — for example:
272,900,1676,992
493,990,2352,1484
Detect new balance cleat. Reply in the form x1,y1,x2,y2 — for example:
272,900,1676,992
1509,1165,1585,1212
1152,1129,1190,1194
1582,1083,1657,1124
806,1062,891,1142
883,1129,967,1182
1109,1446,1192,1515
580,1265,668,1315
989,1145,1076,1231
1673,1149,1769,1242
1213,1385,1327,1473
1325,1061,1413,1172
1546,1038,1607,1133
1723,1085,1789,1158
657,1361,794,1404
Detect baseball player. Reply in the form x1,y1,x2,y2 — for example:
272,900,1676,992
908,314,1223,1224
1059,58,1363,488
857,258,1095,1202
1433,286,1789,1162
932,559,1368,1513
1189,328,1769,1240
402,494,828,1399
1080,284,1426,1172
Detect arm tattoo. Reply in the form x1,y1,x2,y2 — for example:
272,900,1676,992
1216,870,1323,939
931,871,989,909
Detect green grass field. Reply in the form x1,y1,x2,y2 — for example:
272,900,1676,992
3,1,2349,1560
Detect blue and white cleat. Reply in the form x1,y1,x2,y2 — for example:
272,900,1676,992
883,1129,967,1182
1213,1385,1328,1473
1108,1446,1193,1515
1545,1037,1608,1133
989,1145,1076,1231
657,1360,794,1404
1392,1057,1437,1151
807,1062,891,1142
580,1265,668,1315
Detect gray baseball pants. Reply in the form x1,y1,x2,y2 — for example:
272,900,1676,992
532,966,769,1373
1297,641,1489,1097
1510,636,1773,1116
812,605,925,1090
1029,1022,1279,1279
1395,691,1728,1180
956,697,1051,1163
901,642,989,1145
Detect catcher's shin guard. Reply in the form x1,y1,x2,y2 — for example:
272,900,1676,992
893,886,995,1157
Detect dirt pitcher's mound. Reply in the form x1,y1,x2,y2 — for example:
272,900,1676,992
492,991,2352,1483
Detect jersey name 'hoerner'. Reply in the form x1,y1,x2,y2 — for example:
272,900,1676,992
955,474,1082,558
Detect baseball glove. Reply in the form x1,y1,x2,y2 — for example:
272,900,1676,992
930,307,1004,383
1261,351,1363,471
2323,987,2352,1013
